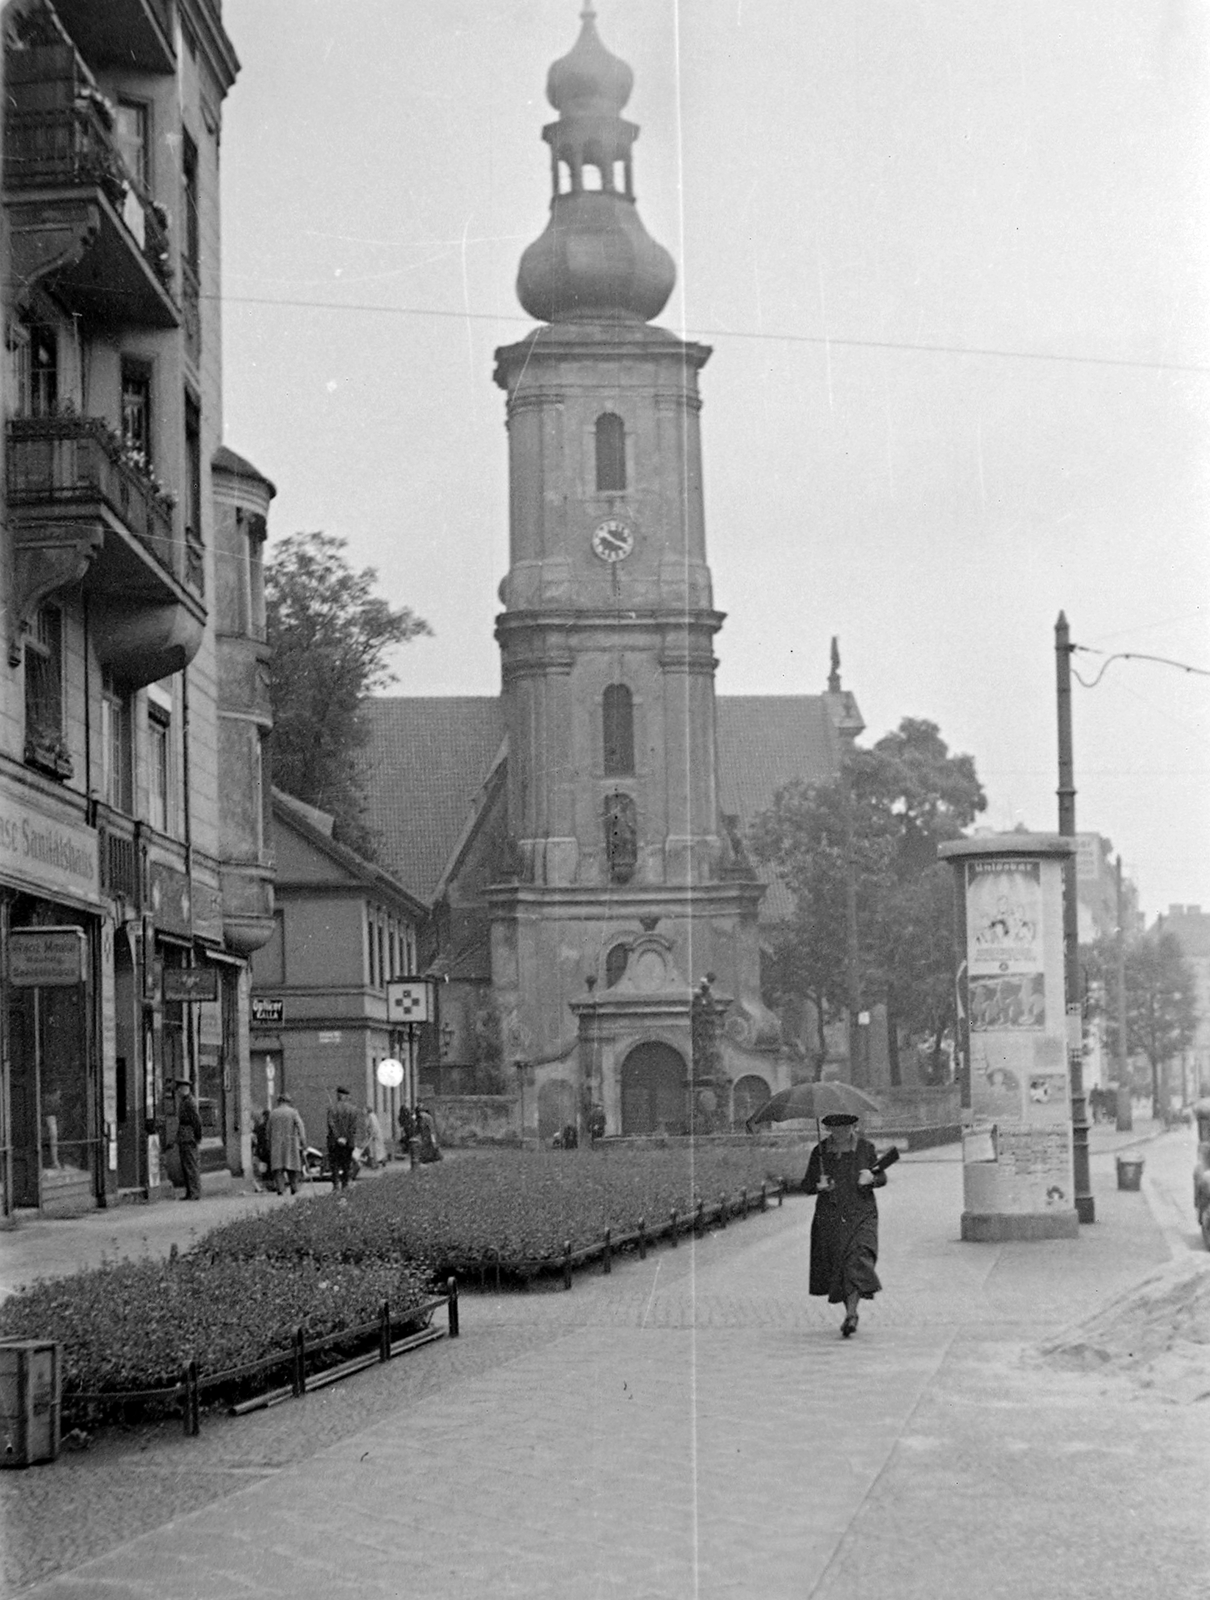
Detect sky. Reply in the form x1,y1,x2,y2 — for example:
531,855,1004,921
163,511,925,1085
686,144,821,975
219,0,1210,923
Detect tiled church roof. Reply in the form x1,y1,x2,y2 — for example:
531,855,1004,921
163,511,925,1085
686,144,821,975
361,694,843,908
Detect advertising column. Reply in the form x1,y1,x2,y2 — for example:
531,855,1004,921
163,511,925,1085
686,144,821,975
939,834,1079,1240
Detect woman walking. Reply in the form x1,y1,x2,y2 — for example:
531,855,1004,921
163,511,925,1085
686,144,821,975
802,1112,888,1337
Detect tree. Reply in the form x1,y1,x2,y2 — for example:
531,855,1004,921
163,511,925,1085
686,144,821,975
751,718,985,1082
266,532,430,856
1085,930,1198,1116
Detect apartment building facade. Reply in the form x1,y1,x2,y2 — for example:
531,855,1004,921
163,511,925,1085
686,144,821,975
0,0,273,1213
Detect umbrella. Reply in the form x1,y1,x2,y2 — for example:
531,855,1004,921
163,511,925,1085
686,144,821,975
745,1080,883,1134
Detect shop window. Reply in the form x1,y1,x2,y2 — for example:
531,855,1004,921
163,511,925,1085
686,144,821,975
603,684,634,776
24,604,67,774
100,671,132,813
595,412,626,492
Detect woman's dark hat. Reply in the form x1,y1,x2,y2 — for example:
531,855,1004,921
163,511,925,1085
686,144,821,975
821,1112,859,1127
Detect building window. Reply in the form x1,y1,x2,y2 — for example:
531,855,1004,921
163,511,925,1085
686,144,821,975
388,927,397,981
595,412,626,492
604,792,638,885
121,361,152,466
24,604,66,770
148,711,171,832
9,320,57,418
115,100,149,189
100,671,132,813
603,684,634,776
367,910,377,987
377,920,386,990
247,513,267,640
184,395,204,593
182,130,200,274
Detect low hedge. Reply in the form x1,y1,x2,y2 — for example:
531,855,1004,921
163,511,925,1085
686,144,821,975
0,1254,431,1397
203,1144,798,1281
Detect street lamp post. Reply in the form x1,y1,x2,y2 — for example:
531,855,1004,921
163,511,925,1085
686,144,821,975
1055,612,1095,1223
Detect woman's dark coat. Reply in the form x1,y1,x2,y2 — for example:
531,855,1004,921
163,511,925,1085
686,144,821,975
802,1136,887,1303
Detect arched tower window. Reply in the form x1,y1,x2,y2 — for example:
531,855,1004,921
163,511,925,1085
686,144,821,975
595,412,626,492
602,684,634,776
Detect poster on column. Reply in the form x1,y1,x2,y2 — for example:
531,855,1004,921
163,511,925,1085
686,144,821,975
966,859,1045,1031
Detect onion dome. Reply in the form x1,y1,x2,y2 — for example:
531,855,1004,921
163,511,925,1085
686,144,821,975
546,6,633,118
516,8,675,324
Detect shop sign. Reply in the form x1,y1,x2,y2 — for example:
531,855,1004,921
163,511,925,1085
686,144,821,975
148,861,191,936
252,997,285,1024
9,927,87,987
0,791,100,905
163,967,219,1003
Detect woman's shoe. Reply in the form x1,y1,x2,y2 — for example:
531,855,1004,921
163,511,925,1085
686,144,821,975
840,1313,858,1338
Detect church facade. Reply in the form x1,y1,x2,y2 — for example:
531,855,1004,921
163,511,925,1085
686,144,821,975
363,12,861,1141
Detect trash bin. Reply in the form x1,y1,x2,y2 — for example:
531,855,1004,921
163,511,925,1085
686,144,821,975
1116,1156,1145,1192
0,1341,61,1468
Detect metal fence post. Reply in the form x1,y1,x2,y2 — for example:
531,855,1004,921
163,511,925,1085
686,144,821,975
379,1300,391,1362
669,1209,678,1247
603,1227,612,1274
719,1193,728,1229
292,1327,307,1396
638,1217,647,1260
563,1239,573,1290
447,1277,460,1338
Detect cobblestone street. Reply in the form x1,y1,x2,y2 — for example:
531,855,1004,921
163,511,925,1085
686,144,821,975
2,1126,1207,1598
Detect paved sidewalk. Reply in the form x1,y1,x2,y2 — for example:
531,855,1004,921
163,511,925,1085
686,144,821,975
3,1125,1206,1599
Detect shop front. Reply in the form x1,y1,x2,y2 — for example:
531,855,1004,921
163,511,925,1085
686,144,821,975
1,780,105,1215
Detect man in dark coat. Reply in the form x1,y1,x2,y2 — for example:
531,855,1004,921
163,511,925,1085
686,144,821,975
174,1078,203,1201
802,1113,888,1337
327,1087,360,1190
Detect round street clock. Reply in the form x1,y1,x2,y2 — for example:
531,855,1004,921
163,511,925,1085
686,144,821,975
591,517,635,563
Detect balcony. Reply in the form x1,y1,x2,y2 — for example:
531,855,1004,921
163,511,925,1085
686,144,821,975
8,415,205,688
51,0,175,75
5,43,177,328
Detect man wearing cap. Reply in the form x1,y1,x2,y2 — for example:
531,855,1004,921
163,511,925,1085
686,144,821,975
802,1113,888,1337
173,1078,203,1201
327,1087,360,1191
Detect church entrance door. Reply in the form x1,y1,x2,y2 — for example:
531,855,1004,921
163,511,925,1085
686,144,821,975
620,1043,688,1136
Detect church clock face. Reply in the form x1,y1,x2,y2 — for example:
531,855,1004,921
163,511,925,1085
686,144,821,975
591,517,635,563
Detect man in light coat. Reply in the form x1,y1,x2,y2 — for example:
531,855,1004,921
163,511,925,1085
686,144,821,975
267,1092,307,1195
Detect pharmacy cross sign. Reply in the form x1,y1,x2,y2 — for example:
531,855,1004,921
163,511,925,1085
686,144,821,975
386,978,433,1025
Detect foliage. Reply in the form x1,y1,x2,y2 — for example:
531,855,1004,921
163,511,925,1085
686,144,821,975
0,1254,430,1395
751,718,984,1079
1084,929,1199,1113
265,532,430,856
202,1147,798,1282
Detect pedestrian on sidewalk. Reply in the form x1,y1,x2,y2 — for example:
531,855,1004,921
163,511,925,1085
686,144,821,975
802,1112,887,1338
364,1104,386,1168
173,1078,203,1201
267,1092,307,1195
327,1087,360,1189
415,1102,442,1163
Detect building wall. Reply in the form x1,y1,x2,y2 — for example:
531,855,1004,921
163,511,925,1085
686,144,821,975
0,0,260,1213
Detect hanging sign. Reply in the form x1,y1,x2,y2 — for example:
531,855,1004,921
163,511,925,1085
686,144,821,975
162,967,219,1003
9,927,87,987
251,997,285,1024
387,978,433,1023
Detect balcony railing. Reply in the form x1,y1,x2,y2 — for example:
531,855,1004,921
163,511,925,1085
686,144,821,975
5,99,173,293
7,414,177,580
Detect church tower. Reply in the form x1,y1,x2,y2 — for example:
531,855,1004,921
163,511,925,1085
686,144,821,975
491,8,783,1139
